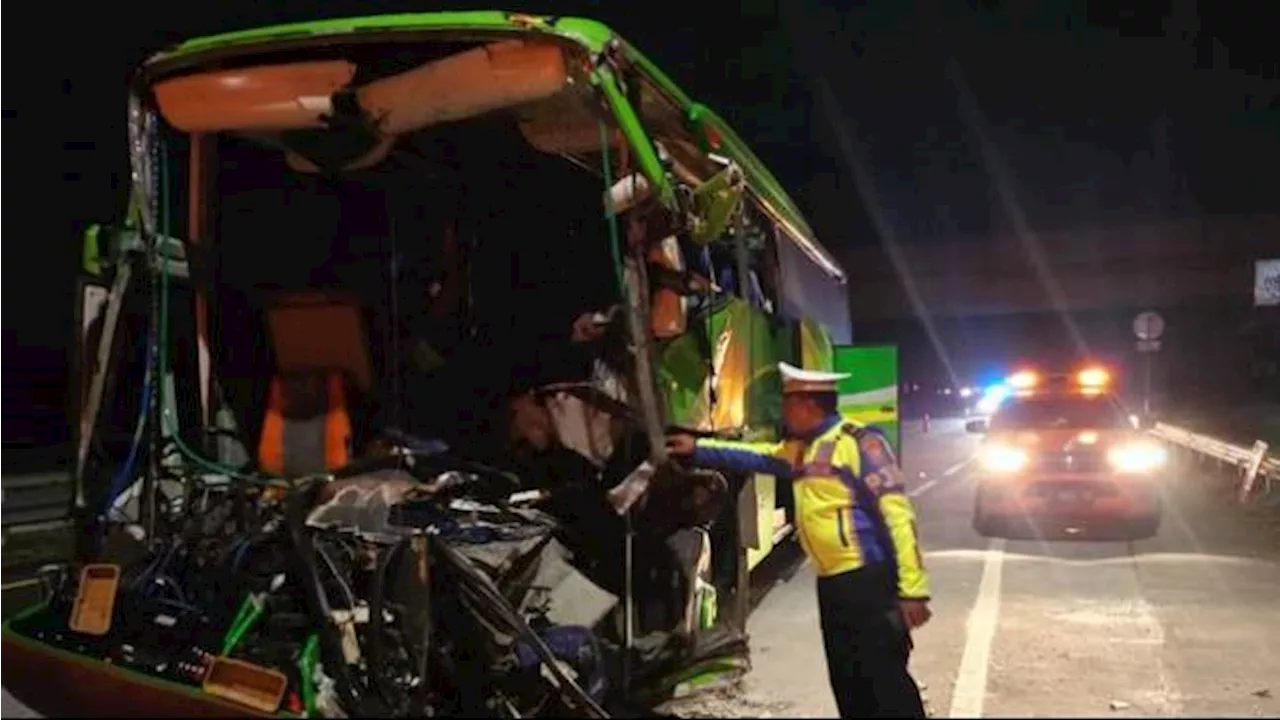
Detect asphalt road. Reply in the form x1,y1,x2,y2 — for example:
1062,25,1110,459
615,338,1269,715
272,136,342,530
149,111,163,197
693,418,1280,718
6,419,1279,717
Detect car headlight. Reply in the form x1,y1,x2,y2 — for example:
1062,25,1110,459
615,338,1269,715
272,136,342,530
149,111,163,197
1106,442,1168,473
978,443,1029,473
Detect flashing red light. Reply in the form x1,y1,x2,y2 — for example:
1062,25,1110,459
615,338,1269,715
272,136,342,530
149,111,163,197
1008,370,1039,390
1077,367,1110,388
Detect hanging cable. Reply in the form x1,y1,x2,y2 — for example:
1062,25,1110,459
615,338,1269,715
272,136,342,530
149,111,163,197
102,343,155,522
598,121,627,299
153,136,281,486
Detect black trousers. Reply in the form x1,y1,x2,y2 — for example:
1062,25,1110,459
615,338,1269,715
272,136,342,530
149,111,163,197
816,563,927,719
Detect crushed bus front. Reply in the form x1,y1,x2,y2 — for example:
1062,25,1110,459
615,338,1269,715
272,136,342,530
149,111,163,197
6,12,855,719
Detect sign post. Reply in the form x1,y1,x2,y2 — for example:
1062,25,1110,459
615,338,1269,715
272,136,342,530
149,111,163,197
1133,311,1165,416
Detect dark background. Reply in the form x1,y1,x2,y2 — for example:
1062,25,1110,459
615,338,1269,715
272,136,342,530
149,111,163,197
4,0,1278,445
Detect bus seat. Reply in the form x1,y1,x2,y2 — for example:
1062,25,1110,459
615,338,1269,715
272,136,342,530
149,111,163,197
258,369,352,477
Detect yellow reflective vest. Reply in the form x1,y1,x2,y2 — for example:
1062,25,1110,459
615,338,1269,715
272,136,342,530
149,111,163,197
692,416,930,599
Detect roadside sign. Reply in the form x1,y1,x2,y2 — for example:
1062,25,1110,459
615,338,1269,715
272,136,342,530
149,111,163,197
1136,339,1162,353
1133,311,1165,341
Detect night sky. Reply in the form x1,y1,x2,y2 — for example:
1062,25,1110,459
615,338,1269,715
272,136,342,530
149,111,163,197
4,0,1278,434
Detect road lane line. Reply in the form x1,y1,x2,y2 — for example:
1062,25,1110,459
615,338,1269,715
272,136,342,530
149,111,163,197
943,456,974,477
909,479,938,497
948,537,1006,719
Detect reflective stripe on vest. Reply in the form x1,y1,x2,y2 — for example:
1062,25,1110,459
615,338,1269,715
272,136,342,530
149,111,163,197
800,439,837,476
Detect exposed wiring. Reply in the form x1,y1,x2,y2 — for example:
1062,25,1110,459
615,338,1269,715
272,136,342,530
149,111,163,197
437,539,608,718
155,597,203,614
149,574,190,605
316,541,360,610
598,120,627,299
103,346,155,522
231,538,255,570
130,539,178,591
154,136,280,486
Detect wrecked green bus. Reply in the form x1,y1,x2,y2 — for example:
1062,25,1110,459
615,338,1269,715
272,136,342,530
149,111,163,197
5,11,894,718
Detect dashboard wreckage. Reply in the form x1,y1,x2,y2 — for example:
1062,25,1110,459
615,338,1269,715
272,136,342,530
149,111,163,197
2,11,866,718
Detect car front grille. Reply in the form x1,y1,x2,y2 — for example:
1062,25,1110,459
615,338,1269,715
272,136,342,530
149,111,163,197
1032,449,1109,473
1028,479,1120,498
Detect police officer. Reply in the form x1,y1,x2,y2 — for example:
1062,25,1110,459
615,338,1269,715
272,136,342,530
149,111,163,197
665,362,931,719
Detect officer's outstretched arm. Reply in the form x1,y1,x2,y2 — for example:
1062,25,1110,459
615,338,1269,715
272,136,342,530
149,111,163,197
857,431,931,600
691,438,796,479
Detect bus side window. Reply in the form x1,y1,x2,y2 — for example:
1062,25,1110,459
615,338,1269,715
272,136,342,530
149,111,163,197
708,246,740,301
755,222,783,314
745,269,771,314
719,255,774,314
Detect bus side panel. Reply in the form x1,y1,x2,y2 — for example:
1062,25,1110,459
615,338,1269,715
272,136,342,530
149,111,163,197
799,317,836,372
656,297,785,435
834,344,902,454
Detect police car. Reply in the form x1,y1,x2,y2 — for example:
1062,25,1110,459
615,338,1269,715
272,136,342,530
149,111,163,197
966,366,1167,539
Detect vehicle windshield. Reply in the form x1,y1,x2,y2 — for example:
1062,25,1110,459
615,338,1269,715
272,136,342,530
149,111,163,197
989,394,1128,431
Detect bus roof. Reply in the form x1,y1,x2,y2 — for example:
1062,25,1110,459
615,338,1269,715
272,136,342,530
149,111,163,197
144,11,846,282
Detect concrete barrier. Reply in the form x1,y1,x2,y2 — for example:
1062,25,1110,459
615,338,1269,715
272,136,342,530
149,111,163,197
1,472,72,528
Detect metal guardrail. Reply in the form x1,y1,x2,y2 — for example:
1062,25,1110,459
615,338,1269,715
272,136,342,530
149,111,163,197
1,471,73,528
1151,422,1279,503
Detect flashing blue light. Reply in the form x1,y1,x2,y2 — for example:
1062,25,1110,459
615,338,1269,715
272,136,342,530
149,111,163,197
975,384,1009,414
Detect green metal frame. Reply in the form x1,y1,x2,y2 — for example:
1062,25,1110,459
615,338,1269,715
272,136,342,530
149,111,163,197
40,13,886,712
141,10,844,284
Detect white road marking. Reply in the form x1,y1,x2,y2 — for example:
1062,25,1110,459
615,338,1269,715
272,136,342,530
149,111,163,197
948,537,1007,719
909,479,938,497
943,456,974,477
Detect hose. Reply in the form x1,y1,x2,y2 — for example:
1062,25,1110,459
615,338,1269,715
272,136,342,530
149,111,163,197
155,140,271,485
130,538,179,591
103,346,154,521
151,574,190,605
299,633,320,716
230,536,255,570
221,592,265,656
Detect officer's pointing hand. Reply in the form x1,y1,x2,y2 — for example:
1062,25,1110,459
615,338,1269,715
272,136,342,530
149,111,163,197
899,599,932,630
665,433,696,457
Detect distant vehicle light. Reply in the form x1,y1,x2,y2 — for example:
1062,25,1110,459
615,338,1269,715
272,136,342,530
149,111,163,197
959,387,974,398
1077,367,1110,388
978,443,1029,473
1107,441,1168,473
1076,430,1099,445
1008,371,1038,390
